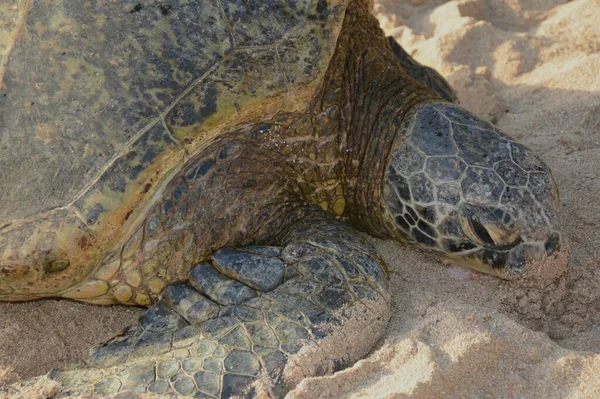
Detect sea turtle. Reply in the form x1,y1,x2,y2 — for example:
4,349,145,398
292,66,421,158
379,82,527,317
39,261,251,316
0,0,562,397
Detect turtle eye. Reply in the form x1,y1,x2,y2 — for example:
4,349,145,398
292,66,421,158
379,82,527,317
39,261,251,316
44,259,70,274
459,204,521,249
468,217,495,246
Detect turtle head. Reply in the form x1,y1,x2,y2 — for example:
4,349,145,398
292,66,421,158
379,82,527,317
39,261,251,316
380,103,563,279
0,211,96,300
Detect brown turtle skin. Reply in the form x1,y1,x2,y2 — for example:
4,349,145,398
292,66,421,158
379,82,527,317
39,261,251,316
0,1,559,303
0,0,563,397
0,0,419,303
0,0,349,301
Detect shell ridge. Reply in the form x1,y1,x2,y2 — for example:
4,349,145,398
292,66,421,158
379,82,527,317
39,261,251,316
0,0,31,93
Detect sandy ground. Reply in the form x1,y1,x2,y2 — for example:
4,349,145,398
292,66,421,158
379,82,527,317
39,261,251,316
1,0,599,397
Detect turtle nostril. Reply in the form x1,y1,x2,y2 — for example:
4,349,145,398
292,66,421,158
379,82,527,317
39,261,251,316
544,232,561,255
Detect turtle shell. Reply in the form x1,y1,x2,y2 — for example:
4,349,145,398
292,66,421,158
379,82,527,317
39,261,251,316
0,0,347,296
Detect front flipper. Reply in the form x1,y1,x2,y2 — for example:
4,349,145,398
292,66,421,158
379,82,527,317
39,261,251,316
387,36,459,103
44,218,391,398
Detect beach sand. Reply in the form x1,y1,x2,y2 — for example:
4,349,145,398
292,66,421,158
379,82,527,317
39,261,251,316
1,0,599,397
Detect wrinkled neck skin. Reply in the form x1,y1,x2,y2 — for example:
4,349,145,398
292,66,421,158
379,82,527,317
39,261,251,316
303,1,562,280
313,2,439,236
0,1,435,304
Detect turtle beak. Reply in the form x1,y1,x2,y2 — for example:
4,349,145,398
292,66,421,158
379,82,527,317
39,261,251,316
445,231,564,280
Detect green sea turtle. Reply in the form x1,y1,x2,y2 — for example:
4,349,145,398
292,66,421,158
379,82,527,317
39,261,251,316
0,0,562,397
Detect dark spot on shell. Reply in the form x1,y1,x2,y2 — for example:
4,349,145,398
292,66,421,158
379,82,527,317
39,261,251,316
308,0,329,21
143,183,152,193
130,3,143,13
86,203,106,224
493,208,504,219
78,236,91,250
124,210,133,221
142,148,157,163
316,0,328,13
129,165,144,180
199,84,218,121
197,160,214,176
159,4,172,15
326,106,339,119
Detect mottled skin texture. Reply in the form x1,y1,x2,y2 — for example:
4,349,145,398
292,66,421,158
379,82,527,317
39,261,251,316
381,103,561,277
0,0,561,397
0,0,344,299
46,218,390,398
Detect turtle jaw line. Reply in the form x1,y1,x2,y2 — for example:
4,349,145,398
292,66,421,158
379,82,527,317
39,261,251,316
441,239,561,280
444,254,510,279
442,247,513,279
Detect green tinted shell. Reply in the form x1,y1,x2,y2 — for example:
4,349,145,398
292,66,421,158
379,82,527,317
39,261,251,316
0,0,347,295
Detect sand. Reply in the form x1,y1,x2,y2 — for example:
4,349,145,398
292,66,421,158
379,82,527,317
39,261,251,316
1,0,599,397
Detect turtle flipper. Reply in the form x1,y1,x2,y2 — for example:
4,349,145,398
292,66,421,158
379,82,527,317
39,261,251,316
387,36,459,103
45,218,390,398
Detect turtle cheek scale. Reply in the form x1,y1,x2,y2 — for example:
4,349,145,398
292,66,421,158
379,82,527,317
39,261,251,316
380,102,563,279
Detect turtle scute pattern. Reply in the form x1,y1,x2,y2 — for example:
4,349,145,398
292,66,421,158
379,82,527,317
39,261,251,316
49,218,389,398
67,0,344,228
0,0,346,291
68,121,306,306
382,103,559,252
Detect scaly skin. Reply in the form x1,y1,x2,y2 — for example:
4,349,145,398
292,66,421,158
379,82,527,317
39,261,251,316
0,0,347,299
20,2,440,306
1,1,562,397
42,217,391,398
